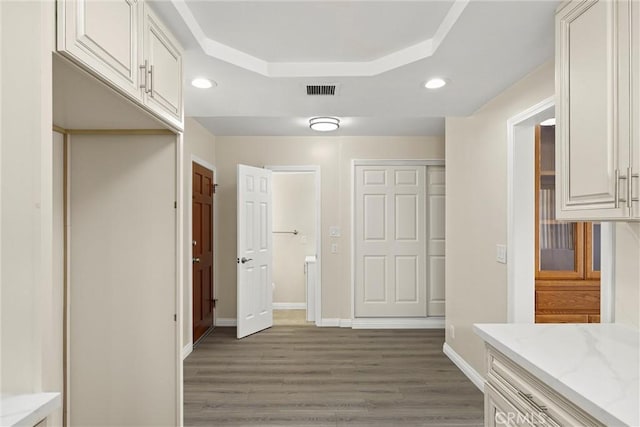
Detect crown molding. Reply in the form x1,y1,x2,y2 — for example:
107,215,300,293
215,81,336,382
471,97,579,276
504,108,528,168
171,0,469,77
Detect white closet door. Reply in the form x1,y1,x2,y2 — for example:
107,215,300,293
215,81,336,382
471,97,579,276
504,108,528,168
427,166,446,316
355,165,427,317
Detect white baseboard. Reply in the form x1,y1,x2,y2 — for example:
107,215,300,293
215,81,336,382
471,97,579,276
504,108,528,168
351,317,445,329
182,343,193,360
339,319,352,328
318,318,340,327
216,317,237,327
443,342,485,392
273,302,306,310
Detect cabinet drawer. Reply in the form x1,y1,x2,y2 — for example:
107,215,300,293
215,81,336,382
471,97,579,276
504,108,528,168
487,346,604,427
535,314,589,323
535,289,599,311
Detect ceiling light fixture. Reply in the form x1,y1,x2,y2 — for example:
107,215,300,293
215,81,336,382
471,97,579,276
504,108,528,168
191,78,215,89
540,118,556,126
425,78,447,89
309,117,340,132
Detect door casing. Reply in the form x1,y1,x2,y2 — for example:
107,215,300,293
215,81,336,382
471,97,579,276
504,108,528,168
265,165,322,326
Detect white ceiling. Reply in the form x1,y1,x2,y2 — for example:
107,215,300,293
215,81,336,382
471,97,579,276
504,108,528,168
149,0,559,136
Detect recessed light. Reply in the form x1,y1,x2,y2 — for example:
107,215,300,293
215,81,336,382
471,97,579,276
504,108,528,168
425,78,447,89
191,78,215,89
309,117,340,132
540,118,556,126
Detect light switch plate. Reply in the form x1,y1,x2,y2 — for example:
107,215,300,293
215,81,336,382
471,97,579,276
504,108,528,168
496,244,507,264
329,226,341,237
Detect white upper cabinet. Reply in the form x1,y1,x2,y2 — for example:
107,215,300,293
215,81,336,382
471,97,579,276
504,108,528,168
57,0,183,131
556,0,639,220
57,0,142,100
141,3,183,130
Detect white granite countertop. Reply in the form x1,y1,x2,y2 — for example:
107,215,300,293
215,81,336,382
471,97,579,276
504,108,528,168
0,393,61,427
474,323,639,427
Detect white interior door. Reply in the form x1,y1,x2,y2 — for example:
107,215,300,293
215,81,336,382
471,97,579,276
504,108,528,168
355,165,427,317
237,164,273,338
427,166,446,316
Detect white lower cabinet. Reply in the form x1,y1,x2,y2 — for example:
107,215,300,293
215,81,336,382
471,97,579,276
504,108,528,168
484,346,604,427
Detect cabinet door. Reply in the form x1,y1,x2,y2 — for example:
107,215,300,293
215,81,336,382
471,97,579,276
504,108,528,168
632,1,640,218
57,0,142,100
484,384,536,427
556,0,630,219
142,3,183,130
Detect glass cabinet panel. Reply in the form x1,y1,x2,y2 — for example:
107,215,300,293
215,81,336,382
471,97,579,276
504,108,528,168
535,125,584,278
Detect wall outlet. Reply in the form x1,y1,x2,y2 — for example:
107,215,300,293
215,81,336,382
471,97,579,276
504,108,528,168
331,243,338,253
450,325,455,339
496,244,507,264
329,226,341,237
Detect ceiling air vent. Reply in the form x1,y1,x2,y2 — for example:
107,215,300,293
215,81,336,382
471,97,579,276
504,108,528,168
306,84,338,96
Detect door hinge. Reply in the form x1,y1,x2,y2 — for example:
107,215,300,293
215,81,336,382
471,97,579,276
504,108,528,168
173,314,177,322
212,183,218,195
174,201,177,209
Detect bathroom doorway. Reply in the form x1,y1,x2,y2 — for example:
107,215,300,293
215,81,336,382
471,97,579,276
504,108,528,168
266,166,321,326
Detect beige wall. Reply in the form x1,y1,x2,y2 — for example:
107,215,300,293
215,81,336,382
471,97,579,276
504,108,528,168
445,60,640,376
272,172,316,304
614,223,640,328
69,134,176,426
1,0,55,393
183,117,216,348
445,61,555,374
214,136,444,320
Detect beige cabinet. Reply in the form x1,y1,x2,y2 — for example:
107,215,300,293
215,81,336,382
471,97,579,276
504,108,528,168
141,3,183,129
57,0,142,100
555,0,639,220
484,346,604,427
57,0,183,130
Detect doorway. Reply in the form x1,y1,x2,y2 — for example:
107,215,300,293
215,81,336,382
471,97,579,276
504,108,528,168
507,98,614,323
192,160,215,344
266,166,321,326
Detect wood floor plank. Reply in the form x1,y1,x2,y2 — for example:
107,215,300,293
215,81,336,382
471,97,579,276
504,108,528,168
184,326,483,426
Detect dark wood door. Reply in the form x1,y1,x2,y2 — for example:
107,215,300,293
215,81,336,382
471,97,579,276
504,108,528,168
193,162,214,343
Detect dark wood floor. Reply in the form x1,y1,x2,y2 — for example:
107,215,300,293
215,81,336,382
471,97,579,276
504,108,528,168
184,326,484,427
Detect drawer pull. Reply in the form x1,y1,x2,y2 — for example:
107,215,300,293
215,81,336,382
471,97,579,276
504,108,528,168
518,390,548,413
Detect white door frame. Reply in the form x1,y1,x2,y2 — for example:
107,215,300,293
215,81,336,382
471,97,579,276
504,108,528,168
185,155,217,356
350,159,445,328
265,165,322,326
506,97,615,323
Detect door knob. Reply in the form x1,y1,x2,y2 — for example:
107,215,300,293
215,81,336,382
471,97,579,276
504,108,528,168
193,257,201,263
240,257,253,264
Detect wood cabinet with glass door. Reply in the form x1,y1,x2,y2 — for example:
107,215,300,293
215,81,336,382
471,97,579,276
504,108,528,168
535,125,600,323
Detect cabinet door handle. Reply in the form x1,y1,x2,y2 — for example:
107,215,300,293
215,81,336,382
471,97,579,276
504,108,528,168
148,65,154,97
139,60,149,91
615,169,628,207
631,169,639,203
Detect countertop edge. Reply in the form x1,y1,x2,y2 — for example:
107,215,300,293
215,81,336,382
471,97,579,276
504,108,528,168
473,324,632,427
1,393,61,427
